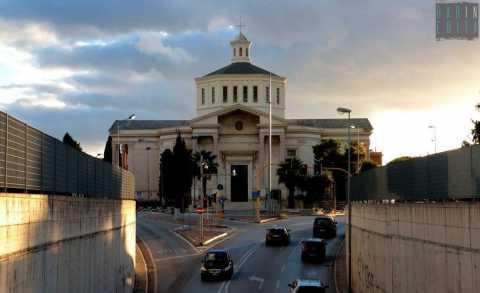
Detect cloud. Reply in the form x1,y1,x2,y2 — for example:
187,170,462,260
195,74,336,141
0,0,479,163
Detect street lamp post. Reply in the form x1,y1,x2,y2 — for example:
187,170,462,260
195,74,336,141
337,107,352,293
116,114,136,167
350,125,360,173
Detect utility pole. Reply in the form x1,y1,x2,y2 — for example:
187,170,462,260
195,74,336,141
337,107,352,293
268,72,272,215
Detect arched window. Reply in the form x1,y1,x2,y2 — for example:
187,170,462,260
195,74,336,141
233,48,236,57
246,48,249,57
239,47,243,56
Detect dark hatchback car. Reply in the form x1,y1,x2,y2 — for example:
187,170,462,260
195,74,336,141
200,249,233,281
301,239,326,262
313,216,337,238
265,226,290,246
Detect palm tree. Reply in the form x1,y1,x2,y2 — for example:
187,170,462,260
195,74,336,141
277,157,306,209
192,150,218,207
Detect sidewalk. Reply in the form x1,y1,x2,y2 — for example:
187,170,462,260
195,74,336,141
334,239,348,293
134,243,147,293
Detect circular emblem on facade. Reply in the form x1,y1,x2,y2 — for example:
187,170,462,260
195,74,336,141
235,121,243,131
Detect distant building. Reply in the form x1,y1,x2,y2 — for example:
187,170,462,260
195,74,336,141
109,32,373,208
369,151,383,166
436,2,479,40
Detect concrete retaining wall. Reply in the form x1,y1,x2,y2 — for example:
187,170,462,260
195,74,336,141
349,202,480,293
0,193,136,293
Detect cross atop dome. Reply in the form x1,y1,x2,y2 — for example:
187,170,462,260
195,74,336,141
230,18,251,63
235,17,246,34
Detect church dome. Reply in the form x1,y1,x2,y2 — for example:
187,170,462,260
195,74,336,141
195,31,287,118
204,62,278,77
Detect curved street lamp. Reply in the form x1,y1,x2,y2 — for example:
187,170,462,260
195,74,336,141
337,106,352,293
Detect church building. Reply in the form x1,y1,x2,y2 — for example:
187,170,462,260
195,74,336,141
109,32,373,209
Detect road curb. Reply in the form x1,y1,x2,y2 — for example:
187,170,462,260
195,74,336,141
136,236,157,293
134,243,148,293
257,217,280,223
201,232,228,246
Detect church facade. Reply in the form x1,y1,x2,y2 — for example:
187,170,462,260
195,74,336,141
110,32,373,209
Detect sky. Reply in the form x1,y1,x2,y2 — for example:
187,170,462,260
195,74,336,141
0,0,479,163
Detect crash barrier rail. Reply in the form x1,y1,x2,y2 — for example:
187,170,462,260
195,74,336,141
351,144,480,201
0,111,135,199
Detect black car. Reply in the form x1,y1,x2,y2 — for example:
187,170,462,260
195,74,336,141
313,216,337,238
265,226,290,246
200,249,234,281
301,239,326,262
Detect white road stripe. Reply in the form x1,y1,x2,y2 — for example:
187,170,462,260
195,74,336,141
276,280,280,290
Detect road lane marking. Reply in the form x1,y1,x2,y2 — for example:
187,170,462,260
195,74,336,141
276,280,280,290
281,265,286,272
217,246,256,293
220,245,258,293
249,276,264,290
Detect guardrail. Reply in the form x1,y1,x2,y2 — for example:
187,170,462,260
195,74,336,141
0,111,135,199
351,144,480,201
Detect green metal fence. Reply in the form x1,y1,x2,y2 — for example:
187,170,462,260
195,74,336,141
351,145,480,201
0,111,135,199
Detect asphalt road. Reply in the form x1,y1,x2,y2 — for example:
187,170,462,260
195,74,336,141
137,212,345,293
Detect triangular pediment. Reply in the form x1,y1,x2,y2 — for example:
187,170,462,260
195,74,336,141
191,104,286,126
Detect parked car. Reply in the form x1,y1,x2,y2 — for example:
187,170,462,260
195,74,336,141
200,249,234,281
265,226,290,246
288,279,329,292
301,239,326,262
313,215,337,238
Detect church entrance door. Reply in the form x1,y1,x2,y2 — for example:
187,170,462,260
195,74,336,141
231,165,248,202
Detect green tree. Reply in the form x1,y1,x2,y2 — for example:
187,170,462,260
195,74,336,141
277,157,306,209
360,160,377,173
160,149,174,207
172,133,193,212
192,150,218,207
312,139,349,201
103,136,112,163
298,174,332,205
388,156,413,165
471,119,480,144
63,132,82,151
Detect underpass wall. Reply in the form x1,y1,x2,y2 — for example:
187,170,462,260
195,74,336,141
0,193,136,293
349,202,480,293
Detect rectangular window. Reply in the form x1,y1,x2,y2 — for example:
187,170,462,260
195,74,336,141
265,86,270,103
243,86,248,103
447,20,452,33
447,7,451,18
457,20,461,33
456,5,461,18
233,86,238,103
223,86,228,103
287,149,296,157
211,87,215,104
276,88,280,104
201,88,205,105
253,86,258,103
